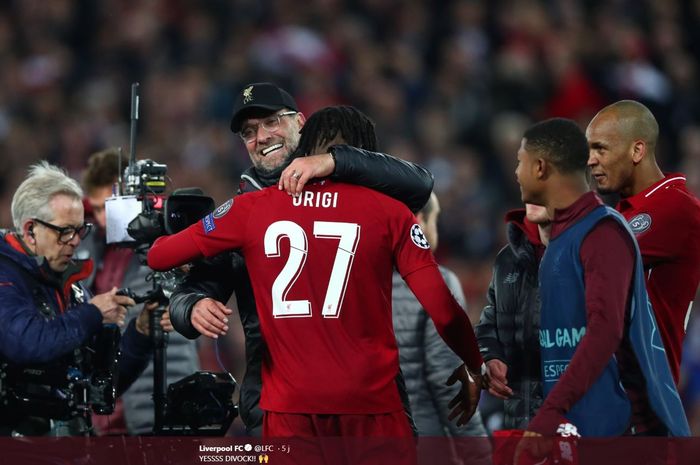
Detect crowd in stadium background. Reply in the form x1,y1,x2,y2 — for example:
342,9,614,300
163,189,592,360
0,0,698,434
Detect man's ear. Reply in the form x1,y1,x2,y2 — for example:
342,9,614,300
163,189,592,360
23,220,36,243
535,157,548,180
631,139,646,164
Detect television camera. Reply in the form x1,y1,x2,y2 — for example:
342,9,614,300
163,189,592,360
103,83,237,435
0,324,120,436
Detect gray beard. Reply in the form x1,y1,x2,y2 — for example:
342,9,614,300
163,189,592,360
254,162,288,187
254,149,302,187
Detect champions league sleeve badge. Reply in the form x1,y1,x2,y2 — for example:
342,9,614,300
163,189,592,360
203,199,233,234
628,213,652,235
410,224,431,249
213,199,234,218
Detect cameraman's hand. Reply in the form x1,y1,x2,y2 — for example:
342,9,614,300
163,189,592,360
90,286,133,326
160,308,174,332
135,301,158,335
135,303,175,336
192,298,233,338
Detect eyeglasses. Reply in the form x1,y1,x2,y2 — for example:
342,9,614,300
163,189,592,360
32,218,93,244
239,111,298,143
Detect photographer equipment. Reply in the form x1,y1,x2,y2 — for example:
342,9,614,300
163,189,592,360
0,250,121,435
104,82,235,436
0,325,121,436
160,371,237,435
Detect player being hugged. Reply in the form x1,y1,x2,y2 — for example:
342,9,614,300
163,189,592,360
148,106,485,446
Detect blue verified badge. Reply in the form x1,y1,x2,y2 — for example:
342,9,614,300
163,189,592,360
410,224,430,249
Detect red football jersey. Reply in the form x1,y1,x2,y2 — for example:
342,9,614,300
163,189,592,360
148,180,482,414
617,173,700,384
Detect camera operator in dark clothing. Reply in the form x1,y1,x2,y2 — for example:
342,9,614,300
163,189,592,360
169,83,434,435
0,162,157,436
78,148,196,435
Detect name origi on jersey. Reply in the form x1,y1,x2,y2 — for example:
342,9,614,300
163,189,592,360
292,191,339,208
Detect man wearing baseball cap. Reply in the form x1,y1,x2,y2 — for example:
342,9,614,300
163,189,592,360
228,83,305,179
169,82,435,435
230,82,299,133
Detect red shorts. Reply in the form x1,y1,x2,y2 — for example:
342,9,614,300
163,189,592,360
263,410,414,437
263,411,417,465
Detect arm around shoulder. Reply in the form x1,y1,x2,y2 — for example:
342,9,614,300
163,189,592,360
331,145,434,212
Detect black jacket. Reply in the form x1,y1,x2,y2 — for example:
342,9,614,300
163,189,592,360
475,212,544,429
169,146,433,433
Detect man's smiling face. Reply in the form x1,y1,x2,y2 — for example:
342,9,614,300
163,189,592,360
586,112,635,197
240,110,305,175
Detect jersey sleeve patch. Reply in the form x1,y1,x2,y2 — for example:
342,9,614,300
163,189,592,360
628,213,652,234
202,213,216,234
213,198,234,218
410,224,431,249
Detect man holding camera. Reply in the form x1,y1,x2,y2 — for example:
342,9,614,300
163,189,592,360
78,149,197,435
0,162,155,436
169,82,434,435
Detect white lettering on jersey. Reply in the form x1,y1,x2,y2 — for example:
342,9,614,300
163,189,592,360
292,191,338,208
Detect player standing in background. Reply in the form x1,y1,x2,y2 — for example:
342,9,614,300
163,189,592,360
514,118,686,442
587,100,700,385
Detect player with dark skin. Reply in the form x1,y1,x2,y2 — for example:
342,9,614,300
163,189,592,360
151,107,485,443
169,84,435,436
587,100,700,385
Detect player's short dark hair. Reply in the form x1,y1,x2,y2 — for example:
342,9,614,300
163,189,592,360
82,148,128,195
523,118,588,174
297,105,377,155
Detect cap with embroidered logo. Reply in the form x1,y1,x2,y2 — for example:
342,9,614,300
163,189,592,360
230,82,299,133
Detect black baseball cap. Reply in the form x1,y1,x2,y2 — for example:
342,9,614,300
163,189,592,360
230,82,299,133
